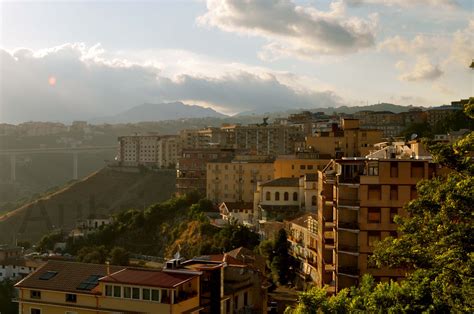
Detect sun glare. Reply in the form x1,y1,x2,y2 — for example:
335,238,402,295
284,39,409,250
48,76,57,86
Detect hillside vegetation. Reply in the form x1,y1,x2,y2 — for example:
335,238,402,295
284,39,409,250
0,168,176,243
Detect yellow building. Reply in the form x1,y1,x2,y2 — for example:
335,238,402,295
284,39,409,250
207,155,274,203
316,156,439,294
274,154,330,178
285,213,318,288
305,118,383,158
15,260,202,314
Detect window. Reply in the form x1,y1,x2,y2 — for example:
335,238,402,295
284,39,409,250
124,286,131,298
368,185,381,200
307,165,314,170
390,186,398,200
113,285,121,298
234,295,239,309
275,192,280,201
368,162,379,176
390,162,398,177
142,288,151,300
30,309,41,314
162,290,169,303
284,192,289,201
104,285,113,296
65,293,77,303
244,291,248,306
300,165,306,170
151,289,159,301
368,231,381,246
390,208,398,223
368,208,381,223
265,191,271,201
30,290,41,299
311,195,316,205
294,192,299,202
411,162,424,178
132,287,140,299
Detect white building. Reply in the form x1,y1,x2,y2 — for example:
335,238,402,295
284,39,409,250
117,135,180,168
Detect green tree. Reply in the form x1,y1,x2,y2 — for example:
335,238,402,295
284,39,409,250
77,245,108,264
109,246,130,266
0,279,18,314
270,229,296,285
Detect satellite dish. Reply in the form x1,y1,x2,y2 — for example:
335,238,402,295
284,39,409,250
410,133,418,140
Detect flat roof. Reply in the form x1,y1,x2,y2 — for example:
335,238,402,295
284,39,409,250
100,268,199,288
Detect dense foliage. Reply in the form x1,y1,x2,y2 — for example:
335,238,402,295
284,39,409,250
287,102,474,313
0,279,18,314
64,192,260,260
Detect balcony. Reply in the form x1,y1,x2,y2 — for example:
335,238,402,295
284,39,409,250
337,175,360,185
337,199,360,210
338,221,360,231
324,262,335,272
338,244,360,254
338,266,359,277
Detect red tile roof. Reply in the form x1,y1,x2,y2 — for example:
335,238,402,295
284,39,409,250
15,260,125,294
100,268,199,288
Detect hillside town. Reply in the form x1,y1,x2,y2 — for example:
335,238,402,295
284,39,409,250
0,97,471,313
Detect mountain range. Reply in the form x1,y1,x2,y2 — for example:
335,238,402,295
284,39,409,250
91,102,227,123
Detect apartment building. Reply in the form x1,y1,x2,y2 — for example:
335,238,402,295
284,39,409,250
354,110,426,138
206,155,274,203
181,253,268,314
15,260,202,314
117,135,180,168
176,148,235,196
180,122,305,155
316,154,439,293
285,213,318,288
274,153,331,178
426,104,463,127
305,118,383,158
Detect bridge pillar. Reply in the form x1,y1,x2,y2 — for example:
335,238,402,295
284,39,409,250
73,153,78,180
10,154,16,182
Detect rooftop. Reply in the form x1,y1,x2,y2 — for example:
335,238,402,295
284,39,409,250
260,177,300,187
101,268,199,288
15,260,124,294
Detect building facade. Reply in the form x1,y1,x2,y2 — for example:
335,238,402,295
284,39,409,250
305,119,383,158
206,155,274,203
117,135,180,168
316,156,439,293
176,148,235,196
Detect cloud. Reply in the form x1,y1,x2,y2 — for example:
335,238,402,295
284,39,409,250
378,35,441,54
197,0,377,59
0,43,342,123
398,56,443,81
345,0,459,8
449,19,474,67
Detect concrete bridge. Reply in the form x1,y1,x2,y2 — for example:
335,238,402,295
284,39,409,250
0,146,117,182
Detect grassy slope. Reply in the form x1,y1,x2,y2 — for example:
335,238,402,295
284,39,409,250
0,168,176,243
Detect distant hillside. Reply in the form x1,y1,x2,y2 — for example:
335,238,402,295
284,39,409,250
236,103,424,117
0,168,176,243
92,102,227,123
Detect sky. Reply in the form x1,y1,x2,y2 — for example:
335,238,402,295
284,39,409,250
0,0,472,123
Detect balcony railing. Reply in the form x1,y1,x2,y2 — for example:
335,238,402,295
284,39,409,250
338,221,359,230
338,176,360,184
338,244,359,253
337,199,360,208
338,266,359,276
